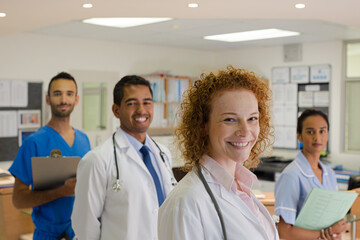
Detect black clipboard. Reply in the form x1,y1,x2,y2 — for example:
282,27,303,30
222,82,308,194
31,156,80,190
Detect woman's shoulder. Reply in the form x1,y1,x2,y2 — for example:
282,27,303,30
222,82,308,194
165,170,207,205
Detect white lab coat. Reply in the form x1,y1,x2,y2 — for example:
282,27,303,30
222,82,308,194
158,167,279,240
72,129,175,240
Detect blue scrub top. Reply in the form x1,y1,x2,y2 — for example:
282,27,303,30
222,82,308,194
9,125,91,239
274,151,337,225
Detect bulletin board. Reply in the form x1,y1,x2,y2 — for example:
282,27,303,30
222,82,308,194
0,82,42,161
272,65,330,150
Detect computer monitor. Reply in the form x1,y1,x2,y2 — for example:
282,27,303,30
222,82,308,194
348,175,360,190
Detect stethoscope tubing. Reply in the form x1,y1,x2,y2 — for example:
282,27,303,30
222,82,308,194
197,165,227,240
112,132,176,190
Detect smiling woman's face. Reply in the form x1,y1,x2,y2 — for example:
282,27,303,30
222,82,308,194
206,89,260,171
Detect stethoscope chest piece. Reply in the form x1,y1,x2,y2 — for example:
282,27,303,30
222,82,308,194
112,180,122,192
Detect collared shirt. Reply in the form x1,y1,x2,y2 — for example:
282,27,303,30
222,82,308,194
123,131,165,195
274,151,338,225
202,155,277,240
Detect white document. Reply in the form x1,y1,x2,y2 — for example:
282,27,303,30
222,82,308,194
291,66,309,84
298,91,314,107
283,106,297,127
273,126,297,149
11,80,28,107
272,84,285,105
273,105,285,126
314,91,329,107
285,84,298,105
310,65,331,83
18,110,41,129
0,80,11,107
284,126,297,148
273,126,285,148
272,67,290,83
0,111,18,137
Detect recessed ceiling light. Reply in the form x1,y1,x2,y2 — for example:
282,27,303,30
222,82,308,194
0,13,6,17
82,3,93,8
295,3,306,9
204,29,300,42
82,18,172,28
188,3,199,8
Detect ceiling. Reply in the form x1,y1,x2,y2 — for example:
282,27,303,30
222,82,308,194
1,0,360,50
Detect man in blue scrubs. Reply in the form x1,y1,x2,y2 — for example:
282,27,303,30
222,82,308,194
9,72,91,240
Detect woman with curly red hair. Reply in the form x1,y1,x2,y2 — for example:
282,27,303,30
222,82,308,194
158,66,279,240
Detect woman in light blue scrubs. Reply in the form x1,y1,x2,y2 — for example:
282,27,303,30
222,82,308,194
274,109,347,240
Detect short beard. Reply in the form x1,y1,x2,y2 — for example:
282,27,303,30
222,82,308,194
50,104,74,118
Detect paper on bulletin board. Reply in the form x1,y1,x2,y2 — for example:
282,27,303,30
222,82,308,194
310,65,331,83
273,126,297,149
272,84,286,105
291,66,309,84
11,80,28,107
0,111,17,137
314,91,329,107
0,80,11,107
272,67,290,84
18,110,41,129
298,91,314,107
283,106,297,126
295,188,358,230
285,84,298,105
273,105,285,126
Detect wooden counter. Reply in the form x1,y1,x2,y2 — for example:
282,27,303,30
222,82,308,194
0,187,34,240
259,192,275,215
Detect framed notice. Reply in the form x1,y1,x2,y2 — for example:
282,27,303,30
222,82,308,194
18,110,41,129
272,67,290,84
310,65,331,83
291,66,309,84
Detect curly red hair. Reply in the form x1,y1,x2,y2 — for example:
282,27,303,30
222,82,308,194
175,66,273,171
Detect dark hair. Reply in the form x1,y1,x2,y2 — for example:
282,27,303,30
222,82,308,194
47,72,77,96
297,108,329,134
113,75,153,105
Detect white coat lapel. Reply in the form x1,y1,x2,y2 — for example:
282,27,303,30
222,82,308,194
253,195,279,239
203,169,259,226
116,130,153,178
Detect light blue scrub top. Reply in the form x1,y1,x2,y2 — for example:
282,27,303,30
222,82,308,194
274,151,338,225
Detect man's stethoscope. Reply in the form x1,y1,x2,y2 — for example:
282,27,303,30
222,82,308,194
112,132,177,192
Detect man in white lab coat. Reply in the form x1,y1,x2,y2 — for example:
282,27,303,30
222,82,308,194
72,75,176,240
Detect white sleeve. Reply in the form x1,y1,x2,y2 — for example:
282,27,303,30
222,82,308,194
72,150,107,240
158,198,204,240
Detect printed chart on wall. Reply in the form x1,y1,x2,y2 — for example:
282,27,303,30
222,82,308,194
271,65,330,150
0,81,42,161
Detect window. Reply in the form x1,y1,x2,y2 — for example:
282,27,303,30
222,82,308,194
83,82,107,131
344,41,360,151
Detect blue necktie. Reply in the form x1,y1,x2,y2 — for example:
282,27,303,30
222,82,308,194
140,146,165,206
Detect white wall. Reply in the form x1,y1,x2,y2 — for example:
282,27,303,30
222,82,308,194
0,32,217,150
0,33,358,170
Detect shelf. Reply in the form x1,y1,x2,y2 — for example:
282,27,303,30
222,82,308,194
148,127,174,136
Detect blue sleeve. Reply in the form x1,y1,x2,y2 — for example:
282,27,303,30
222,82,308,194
8,138,37,186
274,171,300,225
74,130,91,157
